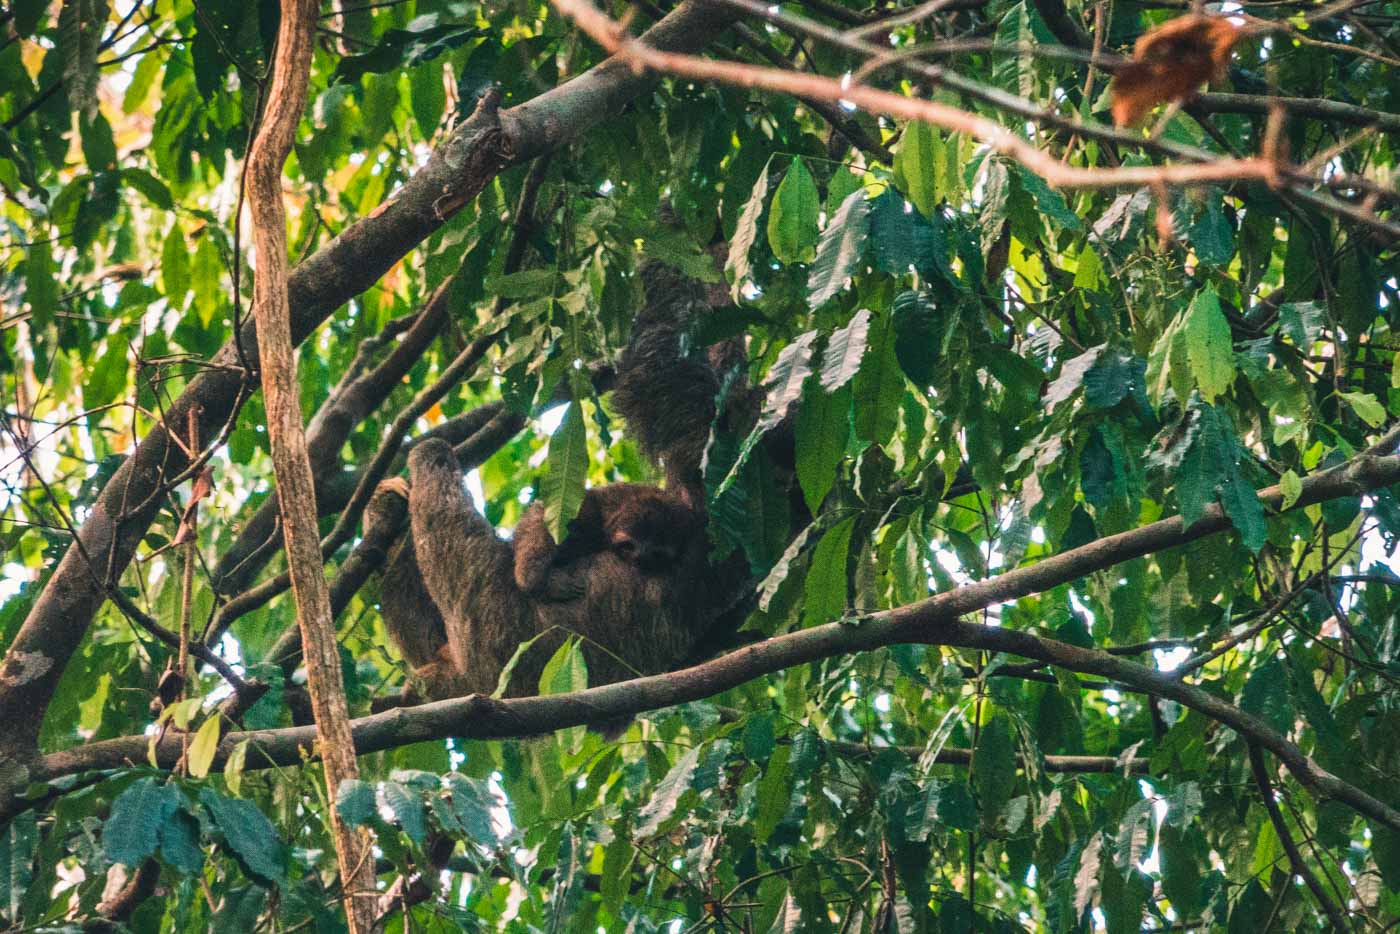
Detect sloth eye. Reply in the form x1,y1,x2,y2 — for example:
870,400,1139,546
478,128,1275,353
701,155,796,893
614,539,640,560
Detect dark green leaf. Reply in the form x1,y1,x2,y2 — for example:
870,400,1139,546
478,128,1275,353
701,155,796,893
104,778,179,867
199,789,287,886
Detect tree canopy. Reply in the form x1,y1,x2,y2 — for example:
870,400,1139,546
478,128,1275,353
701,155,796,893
2,0,1400,929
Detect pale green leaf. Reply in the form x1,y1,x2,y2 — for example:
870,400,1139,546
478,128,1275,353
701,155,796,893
1185,287,1235,403
727,158,773,301
820,309,871,392
540,401,588,542
807,189,871,308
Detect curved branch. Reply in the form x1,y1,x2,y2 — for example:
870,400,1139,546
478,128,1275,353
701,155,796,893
1247,743,1353,933
31,445,1400,835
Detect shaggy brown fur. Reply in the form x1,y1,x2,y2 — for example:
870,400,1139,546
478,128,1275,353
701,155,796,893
369,441,709,702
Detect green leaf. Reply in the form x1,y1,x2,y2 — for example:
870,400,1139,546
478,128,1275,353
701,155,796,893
1339,390,1386,427
441,774,502,845
493,630,549,698
541,401,588,542
635,743,705,838
199,789,288,886
1185,287,1234,404
1187,192,1233,266
190,233,222,327
727,158,772,301
870,187,946,279
1220,469,1267,553
1074,243,1104,291
853,312,904,446
79,111,116,172
24,238,58,331
804,517,855,624
336,779,377,828
1045,346,1104,411
158,809,205,875
540,637,589,752
1240,658,1292,735
600,822,635,915
1277,301,1323,348
380,781,428,845
410,60,446,141
820,309,871,392
224,740,249,796
795,383,851,514
83,335,128,412
1015,165,1080,231
825,164,862,217
753,743,793,843
485,268,557,300
971,711,1016,823
894,121,942,218
1158,823,1206,916
891,290,943,386
161,224,190,308
121,168,173,210
807,189,871,308
187,715,221,779
1278,470,1303,510
105,777,179,866
767,156,820,264
757,521,818,612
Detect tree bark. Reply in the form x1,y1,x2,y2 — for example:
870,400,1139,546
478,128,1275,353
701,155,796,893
243,2,376,930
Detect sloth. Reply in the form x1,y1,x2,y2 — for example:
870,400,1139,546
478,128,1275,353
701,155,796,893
365,257,757,704
365,452,708,702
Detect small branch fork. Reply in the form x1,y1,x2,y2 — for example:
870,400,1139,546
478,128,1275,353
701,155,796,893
27,430,1400,843
553,0,1400,238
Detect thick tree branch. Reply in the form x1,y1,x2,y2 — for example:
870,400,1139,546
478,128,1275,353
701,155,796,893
0,0,737,772
29,443,1400,835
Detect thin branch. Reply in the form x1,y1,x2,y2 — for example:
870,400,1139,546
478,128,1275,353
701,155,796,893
1247,743,1353,933
555,0,1281,191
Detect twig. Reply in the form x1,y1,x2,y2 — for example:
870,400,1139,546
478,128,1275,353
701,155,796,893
1247,743,1353,933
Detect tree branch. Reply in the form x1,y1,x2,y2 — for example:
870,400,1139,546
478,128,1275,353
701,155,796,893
29,441,1400,835
1247,743,1353,933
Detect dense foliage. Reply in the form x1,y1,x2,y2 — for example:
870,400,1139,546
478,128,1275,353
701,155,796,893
2,0,1400,929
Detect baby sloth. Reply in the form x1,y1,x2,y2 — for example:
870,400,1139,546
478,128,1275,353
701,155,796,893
365,438,708,703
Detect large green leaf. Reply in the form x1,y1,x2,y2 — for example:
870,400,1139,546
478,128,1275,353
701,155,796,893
540,400,588,543
104,777,179,867
1185,287,1235,404
767,156,820,264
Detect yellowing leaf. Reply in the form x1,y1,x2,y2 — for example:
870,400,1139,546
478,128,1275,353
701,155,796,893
1278,469,1303,511
189,716,221,779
